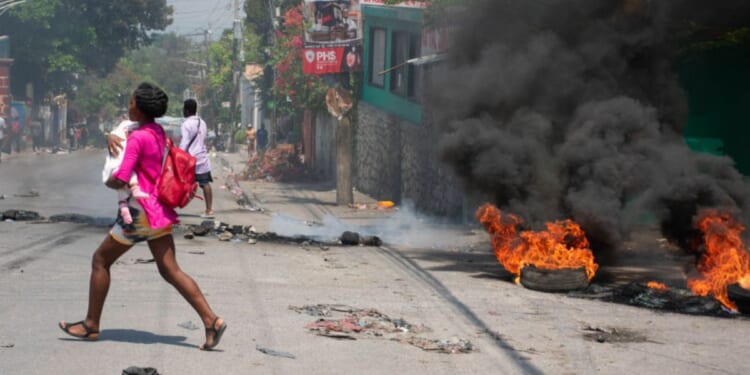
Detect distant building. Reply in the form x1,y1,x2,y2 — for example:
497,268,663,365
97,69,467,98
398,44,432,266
0,35,13,119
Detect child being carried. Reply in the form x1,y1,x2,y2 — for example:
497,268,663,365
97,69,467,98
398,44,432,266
102,120,149,224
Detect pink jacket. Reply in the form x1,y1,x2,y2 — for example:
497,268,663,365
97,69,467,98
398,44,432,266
113,122,179,228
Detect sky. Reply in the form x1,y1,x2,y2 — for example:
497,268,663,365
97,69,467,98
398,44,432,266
165,0,245,39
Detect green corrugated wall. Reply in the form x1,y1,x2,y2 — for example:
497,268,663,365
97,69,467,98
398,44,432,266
679,43,750,175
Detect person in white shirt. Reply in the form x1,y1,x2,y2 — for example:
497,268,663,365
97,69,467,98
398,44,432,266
0,116,5,162
180,99,214,218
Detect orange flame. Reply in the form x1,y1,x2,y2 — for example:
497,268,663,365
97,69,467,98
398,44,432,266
687,210,750,311
647,281,669,291
476,204,599,282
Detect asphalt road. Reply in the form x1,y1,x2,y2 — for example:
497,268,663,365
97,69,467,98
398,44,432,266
1,149,750,374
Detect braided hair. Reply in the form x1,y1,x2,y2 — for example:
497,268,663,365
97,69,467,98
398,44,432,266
132,82,168,120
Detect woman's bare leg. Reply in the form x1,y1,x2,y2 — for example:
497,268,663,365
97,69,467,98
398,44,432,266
147,234,223,348
60,234,132,335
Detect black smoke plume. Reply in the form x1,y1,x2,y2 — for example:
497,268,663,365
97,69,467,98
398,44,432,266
428,0,750,250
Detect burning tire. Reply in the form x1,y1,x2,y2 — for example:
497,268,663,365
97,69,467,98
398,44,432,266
520,265,589,293
727,284,750,314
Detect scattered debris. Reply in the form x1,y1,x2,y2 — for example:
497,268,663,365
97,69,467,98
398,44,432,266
134,258,155,264
340,231,360,245
48,213,113,227
289,304,360,317
395,336,474,354
291,304,473,354
184,233,194,240
217,232,233,241
569,282,729,316
248,239,257,244
349,201,398,210
122,367,161,375
13,190,40,198
339,231,383,246
187,251,205,255
177,321,200,331
582,325,652,344
1,209,42,221
256,345,296,359
1,343,14,348
242,144,314,183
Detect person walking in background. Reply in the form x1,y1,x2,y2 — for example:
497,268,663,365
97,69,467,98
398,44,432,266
10,107,21,153
0,115,5,162
81,126,88,149
31,120,42,153
256,125,268,157
74,127,82,150
58,82,226,350
180,99,214,218
245,123,256,158
67,126,75,151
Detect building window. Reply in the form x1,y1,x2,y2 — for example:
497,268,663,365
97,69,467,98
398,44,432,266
390,31,421,100
369,28,386,87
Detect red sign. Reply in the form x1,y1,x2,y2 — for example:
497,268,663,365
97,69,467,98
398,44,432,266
302,46,362,74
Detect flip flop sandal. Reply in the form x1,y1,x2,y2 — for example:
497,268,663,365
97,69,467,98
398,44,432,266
59,320,99,340
200,317,227,350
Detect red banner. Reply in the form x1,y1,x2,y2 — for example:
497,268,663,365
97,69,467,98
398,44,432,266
302,46,362,74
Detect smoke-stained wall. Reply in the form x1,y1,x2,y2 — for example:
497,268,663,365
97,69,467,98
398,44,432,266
428,0,750,249
355,102,464,216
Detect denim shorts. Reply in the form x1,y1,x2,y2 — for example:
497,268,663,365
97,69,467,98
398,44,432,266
196,171,213,187
110,205,172,246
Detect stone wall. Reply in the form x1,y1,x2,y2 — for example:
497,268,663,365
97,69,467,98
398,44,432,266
355,102,465,217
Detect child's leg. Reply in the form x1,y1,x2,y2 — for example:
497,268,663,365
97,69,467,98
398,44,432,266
119,200,133,224
129,173,148,199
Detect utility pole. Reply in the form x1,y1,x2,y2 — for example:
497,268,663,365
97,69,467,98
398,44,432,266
267,0,278,149
229,0,241,153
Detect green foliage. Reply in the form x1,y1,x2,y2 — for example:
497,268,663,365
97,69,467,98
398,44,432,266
0,0,173,99
235,128,248,145
681,27,750,55
269,5,327,116
70,33,196,124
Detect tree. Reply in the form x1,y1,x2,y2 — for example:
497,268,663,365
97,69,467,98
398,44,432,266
70,33,195,124
268,5,327,116
0,0,173,100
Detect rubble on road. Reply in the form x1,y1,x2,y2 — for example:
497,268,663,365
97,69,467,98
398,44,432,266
122,367,161,375
177,321,200,331
349,201,397,210
222,167,259,210
290,304,475,354
569,282,729,316
175,220,382,248
582,325,652,344
242,144,314,183
1,209,42,221
340,231,383,246
256,345,296,359
13,190,40,198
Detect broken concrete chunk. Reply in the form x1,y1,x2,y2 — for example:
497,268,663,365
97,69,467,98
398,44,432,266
2,210,42,221
217,231,233,241
340,231,360,245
